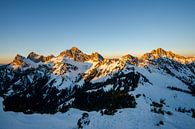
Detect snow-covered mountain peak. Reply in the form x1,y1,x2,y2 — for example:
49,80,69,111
10,54,40,69
151,48,167,56
14,54,25,61
142,48,177,59
59,47,89,62
141,48,195,64
10,54,25,68
60,47,84,56
120,54,138,65
120,54,135,60
59,47,104,62
70,46,83,53
89,52,104,62
27,51,40,57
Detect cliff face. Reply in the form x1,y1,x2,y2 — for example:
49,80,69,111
141,48,195,64
59,47,104,62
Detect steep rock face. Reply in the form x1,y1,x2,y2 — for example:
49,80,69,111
141,48,195,64
27,52,54,63
120,54,139,65
12,54,26,66
89,52,104,62
59,47,104,62
11,54,32,69
142,48,182,59
27,52,45,63
45,55,55,62
60,47,89,62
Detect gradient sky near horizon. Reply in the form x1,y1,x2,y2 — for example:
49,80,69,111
0,0,195,64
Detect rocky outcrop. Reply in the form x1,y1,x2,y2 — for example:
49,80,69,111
27,52,54,63
141,48,195,64
60,47,104,62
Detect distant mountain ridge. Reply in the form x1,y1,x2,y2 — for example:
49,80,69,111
141,48,195,64
0,47,194,128
10,47,195,66
7,47,195,88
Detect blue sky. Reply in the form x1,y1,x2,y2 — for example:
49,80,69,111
0,0,194,63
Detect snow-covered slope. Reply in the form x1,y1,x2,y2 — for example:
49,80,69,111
0,47,194,129
0,92,194,129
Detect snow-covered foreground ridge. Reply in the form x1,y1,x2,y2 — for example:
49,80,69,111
0,47,195,129
0,97,195,129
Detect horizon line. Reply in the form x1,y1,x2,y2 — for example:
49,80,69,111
0,47,195,64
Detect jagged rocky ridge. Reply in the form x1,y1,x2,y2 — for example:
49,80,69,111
0,47,194,116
